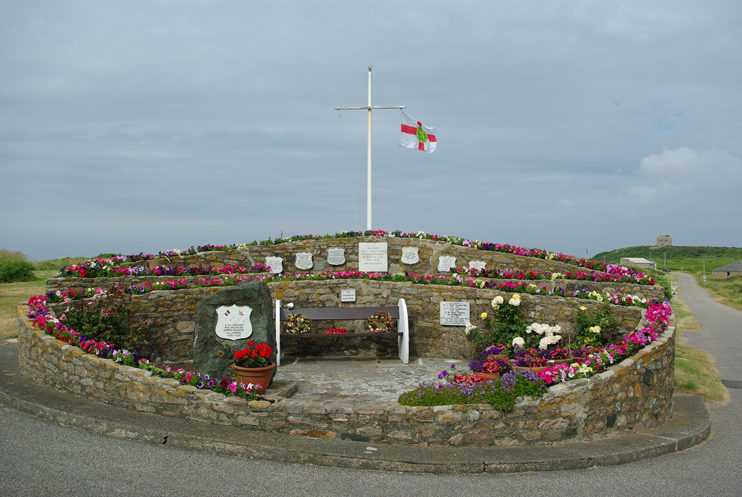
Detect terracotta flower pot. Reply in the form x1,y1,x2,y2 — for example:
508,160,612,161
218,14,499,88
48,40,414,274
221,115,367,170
487,353,510,361
549,357,575,365
514,365,549,374
478,372,500,381
233,362,275,394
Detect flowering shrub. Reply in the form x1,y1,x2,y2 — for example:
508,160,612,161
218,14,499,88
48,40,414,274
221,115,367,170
398,366,547,411
283,313,312,334
536,299,672,385
367,311,396,333
234,341,272,368
572,302,620,347
470,294,525,350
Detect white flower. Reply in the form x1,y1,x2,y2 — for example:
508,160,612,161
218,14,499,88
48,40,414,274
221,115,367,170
512,336,525,347
465,322,476,335
551,272,564,280
509,294,521,307
491,296,504,309
589,326,601,334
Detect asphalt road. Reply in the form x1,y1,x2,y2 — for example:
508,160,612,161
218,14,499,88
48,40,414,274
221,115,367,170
1,275,740,496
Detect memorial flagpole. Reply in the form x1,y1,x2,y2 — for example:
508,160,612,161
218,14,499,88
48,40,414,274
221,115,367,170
335,66,405,231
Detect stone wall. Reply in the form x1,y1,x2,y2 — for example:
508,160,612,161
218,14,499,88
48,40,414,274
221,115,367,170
17,308,675,447
119,237,604,277
47,281,644,362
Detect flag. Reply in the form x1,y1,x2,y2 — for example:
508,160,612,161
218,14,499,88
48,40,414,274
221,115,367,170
400,111,437,153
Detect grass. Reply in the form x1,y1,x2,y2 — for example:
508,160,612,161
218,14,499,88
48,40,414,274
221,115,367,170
593,245,742,310
0,270,57,340
670,290,729,405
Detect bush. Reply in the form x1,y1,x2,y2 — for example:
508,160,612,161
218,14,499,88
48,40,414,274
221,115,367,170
60,288,147,352
0,250,35,282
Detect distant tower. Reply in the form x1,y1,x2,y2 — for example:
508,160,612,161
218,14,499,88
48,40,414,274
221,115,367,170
656,234,672,247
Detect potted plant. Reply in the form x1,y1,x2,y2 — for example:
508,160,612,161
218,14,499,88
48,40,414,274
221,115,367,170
233,341,275,394
483,344,510,360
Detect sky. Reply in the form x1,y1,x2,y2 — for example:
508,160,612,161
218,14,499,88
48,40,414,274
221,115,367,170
1,0,740,261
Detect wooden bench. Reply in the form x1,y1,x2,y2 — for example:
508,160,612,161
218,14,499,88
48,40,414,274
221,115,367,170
274,298,412,365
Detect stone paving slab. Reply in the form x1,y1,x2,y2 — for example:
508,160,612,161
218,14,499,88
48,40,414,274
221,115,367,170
274,356,462,403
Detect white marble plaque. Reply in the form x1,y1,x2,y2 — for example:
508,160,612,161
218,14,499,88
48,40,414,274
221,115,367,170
358,243,388,272
341,289,356,302
440,302,470,326
469,260,487,271
327,248,346,266
438,256,457,273
215,305,253,340
295,252,313,270
265,257,283,274
401,247,419,265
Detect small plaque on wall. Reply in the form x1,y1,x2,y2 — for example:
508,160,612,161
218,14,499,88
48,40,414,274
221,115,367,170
266,257,283,274
469,260,487,271
401,246,420,265
358,242,388,272
438,256,457,273
341,289,356,302
327,248,346,266
295,252,313,270
440,302,470,326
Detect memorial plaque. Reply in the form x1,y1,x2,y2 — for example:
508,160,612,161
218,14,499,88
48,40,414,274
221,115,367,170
440,301,470,326
359,242,388,272
314,260,326,271
265,256,283,274
341,289,356,302
469,260,487,271
327,248,346,266
295,252,313,270
438,256,457,273
215,305,253,340
401,246,420,265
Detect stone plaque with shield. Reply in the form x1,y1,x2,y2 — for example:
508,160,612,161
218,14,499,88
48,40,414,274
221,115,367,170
327,248,346,266
215,305,253,340
438,256,456,273
266,256,283,274
401,246,420,265
295,252,313,270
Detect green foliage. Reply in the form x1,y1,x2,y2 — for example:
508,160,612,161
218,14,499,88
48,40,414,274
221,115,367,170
592,245,742,274
471,295,525,351
33,256,89,271
0,250,35,282
61,288,147,352
653,272,673,300
571,302,620,348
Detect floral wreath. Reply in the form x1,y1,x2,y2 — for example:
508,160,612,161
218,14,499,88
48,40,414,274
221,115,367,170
367,311,396,333
284,313,312,334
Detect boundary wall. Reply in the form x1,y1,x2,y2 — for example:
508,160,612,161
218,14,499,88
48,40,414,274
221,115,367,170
17,308,675,447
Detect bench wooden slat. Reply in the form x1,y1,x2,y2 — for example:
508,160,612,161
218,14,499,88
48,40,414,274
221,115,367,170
280,331,416,339
280,306,399,320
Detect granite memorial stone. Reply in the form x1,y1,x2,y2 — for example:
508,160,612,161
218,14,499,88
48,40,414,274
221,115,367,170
194,281,275,381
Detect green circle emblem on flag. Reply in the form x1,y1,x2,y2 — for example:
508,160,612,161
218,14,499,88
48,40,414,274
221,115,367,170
416,126,428,144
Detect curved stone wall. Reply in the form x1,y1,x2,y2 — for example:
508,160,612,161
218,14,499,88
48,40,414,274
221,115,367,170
17,308,675,446
46,281,645,361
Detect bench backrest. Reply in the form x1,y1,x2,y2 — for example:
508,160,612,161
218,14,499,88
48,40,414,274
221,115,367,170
279,306,399,321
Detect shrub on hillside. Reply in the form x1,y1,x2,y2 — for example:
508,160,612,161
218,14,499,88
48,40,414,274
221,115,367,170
0,250,35,282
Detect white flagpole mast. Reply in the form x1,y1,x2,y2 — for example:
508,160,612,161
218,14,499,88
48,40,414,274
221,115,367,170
334,66,405,231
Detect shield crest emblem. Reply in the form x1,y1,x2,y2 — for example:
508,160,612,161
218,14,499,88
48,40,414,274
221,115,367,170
401,247,420,265
215,304,253,340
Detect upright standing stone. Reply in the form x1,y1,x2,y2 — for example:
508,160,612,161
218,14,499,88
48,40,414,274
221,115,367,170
193,281,276,381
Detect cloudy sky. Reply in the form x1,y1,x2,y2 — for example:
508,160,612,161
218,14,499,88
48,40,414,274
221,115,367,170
1,1,740,261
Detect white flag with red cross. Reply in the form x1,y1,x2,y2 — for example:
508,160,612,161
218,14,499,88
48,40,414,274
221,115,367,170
400,111,437,153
